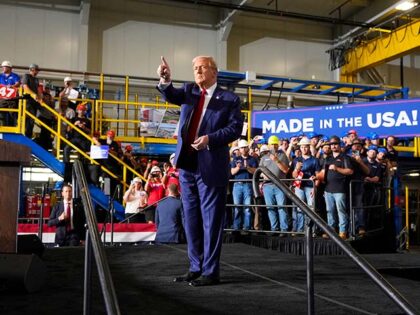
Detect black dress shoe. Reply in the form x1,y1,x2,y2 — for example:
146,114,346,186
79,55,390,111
189,275,220,287
173,271,201,283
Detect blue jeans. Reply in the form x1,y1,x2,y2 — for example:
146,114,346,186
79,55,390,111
232,182,252,230
324,192,348,233
293,186,314,232
263,184,288,231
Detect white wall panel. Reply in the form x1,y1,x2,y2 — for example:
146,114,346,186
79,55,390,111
102,21,218,81
240,37,333,81
0,4,84,71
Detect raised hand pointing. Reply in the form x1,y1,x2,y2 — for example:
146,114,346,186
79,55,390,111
157,56,171,83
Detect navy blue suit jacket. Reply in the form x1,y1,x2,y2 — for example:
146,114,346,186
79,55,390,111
48,199,85,246
155,196,184,243
159,82,243,187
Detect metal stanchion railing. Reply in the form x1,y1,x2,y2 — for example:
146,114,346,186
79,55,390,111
253,166,418,315
349,180,388,238
73,160,121,315
227,177,316,234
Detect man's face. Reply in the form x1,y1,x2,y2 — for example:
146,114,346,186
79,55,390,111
367,149,377,159
300,145,310,155
281,140,289,151
348,133,356,142
269,143,279,152
387,137,395,146
239,146,249,156
62,186,72,201
29,68,39,76
193,57,217,88
2,66,10,74
330,142,341,153
322,144,331,155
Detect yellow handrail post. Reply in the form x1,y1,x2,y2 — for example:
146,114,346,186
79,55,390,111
100,73,104,101
21,99,26,136
247,87,252,141
134,94,139,137
405,185,409,250
125,76,129,137
56,116,62,160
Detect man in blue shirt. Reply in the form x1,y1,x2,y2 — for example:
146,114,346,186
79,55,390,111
0,61,21,126
291,137,320,234
230,139,258,230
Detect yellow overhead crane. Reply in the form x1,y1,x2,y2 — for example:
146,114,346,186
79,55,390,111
340,18,420,83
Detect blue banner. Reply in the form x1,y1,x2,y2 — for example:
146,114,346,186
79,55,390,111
252,98,420,138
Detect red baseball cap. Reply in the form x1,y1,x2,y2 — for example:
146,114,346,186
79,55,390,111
152,160,159,166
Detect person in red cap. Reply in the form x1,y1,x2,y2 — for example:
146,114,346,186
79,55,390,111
63,102,91,163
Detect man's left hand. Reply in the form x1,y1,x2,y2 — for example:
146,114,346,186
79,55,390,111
191,135,209,151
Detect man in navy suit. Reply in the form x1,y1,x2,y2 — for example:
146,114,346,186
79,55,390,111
155,184,184,243
157,56,243,286
48,184,85,247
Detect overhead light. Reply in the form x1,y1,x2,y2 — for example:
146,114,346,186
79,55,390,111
408,172,420,177
395,1,418,11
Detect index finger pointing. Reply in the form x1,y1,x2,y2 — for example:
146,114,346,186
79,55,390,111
161,56,168,66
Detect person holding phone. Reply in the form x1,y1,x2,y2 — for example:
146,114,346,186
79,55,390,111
145,166,165,223
230,139,258,231
123,177,148,223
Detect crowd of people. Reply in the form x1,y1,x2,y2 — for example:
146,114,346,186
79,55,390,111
2,60,400,243
228,130,398,239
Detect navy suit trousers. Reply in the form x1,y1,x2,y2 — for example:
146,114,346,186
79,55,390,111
179,168,227,278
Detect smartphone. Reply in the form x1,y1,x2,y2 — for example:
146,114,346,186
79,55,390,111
352,150,360,156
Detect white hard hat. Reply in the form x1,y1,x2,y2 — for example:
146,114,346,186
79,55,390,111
151,166,161,173
260,144,269,154
1,60,12,67
238,139,249,148
64,76,72,82
298,137,311,146
132,177,142,183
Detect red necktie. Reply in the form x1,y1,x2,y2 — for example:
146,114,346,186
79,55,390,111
66,203,71,231
187,89,206,148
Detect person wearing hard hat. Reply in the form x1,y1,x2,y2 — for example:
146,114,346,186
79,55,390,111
0,60,21,126
145,165,165,223
59,76,79,110
123,177,148,223
291,137,321,235
63,102,91,163
22,63,42,137
260,135,290,235
230,139,258,231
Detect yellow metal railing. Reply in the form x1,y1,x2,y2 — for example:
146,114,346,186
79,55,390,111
9,89,146,191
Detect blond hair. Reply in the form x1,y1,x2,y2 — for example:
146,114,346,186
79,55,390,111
192,56,218,70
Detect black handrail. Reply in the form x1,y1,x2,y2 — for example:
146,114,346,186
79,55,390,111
73,160,121,315
252,166,418,315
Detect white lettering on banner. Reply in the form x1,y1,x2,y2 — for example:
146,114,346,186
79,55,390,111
320,119,333,129
0,85,17,99
367,110,418,128
262,118,314,133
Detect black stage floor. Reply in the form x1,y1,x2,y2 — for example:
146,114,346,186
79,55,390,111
1,242,420,315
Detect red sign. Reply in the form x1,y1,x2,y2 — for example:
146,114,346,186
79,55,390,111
0,84,17,99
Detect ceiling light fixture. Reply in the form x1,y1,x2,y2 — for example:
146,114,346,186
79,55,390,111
395,1,418,11
407,172,420,177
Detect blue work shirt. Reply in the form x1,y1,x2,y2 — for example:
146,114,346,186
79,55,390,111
292,155,320,187
0,72,21,86
231,155,258,181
